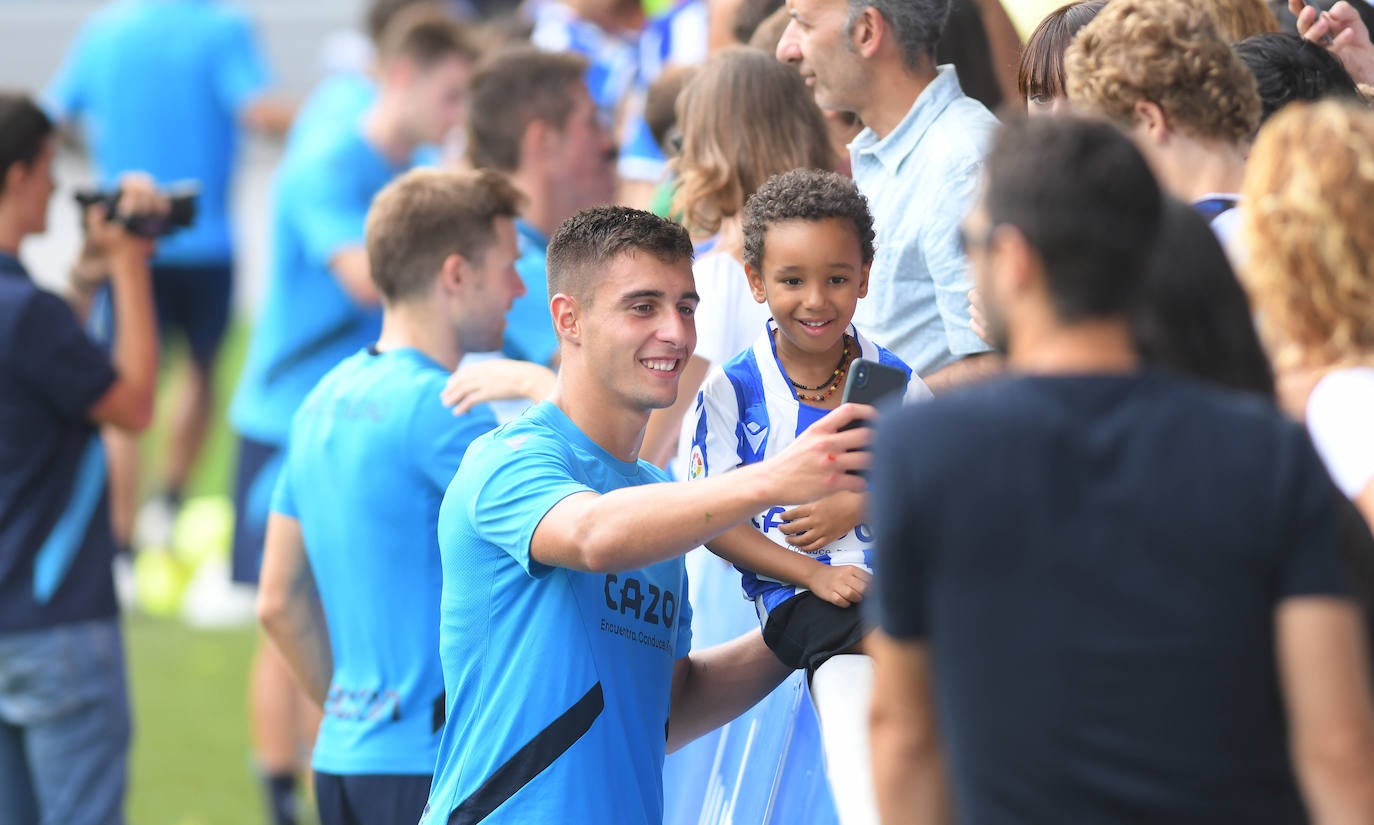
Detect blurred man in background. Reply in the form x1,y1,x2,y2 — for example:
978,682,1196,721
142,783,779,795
44,0,292,551
0,92,165,825
227,9,479,824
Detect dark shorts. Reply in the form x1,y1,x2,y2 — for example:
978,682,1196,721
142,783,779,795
314,772,432,825
230,436,283,585
762,591,869,672
153,262,233,367
89,262,233,368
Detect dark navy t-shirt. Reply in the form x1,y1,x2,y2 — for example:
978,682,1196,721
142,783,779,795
0,253,119,631
871,370,1348,824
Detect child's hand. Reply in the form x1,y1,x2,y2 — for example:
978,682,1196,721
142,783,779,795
780,491,866,555
442,359,556,414
806,563,872,609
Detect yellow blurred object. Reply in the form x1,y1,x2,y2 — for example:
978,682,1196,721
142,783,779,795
1001,0,1070,39
133,549,192,617
171,495,234,567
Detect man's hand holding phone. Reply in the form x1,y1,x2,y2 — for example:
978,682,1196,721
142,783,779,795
763,403,876,501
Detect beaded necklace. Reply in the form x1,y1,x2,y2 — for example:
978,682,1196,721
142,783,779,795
785,334,855,403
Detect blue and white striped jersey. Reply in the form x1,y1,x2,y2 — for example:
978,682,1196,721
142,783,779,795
688,320,931,616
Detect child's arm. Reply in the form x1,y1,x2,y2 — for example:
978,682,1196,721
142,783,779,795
779,491,867,555
707,525,872,609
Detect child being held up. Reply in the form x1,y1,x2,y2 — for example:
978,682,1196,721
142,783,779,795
688,168,930,825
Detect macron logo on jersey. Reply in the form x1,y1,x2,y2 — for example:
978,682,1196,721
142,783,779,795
743,420,768,454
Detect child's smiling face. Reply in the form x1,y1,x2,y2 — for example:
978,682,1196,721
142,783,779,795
747,217,870,359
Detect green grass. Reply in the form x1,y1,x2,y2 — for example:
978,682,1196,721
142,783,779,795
125,613,261,825
122,318,319,825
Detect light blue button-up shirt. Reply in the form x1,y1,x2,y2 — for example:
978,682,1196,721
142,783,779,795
850,65,998,376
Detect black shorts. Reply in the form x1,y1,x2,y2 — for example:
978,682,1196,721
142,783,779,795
230,435,282,585
314,772,432,825
762,591,869,672
91,262,233,367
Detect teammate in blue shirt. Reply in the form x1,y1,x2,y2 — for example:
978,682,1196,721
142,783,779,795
691,169,929,670
464,48,618,369
257,168,525,825
0,94,165,825
44,0,290,535
226,11,479,824
421,206,874,825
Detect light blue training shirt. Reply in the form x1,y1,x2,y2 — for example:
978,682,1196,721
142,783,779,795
273,347,498,775
423,401,692,825
229,121,404,447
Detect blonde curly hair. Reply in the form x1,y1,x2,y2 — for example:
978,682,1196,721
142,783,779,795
1064,0,1261,144
1242,101,1374,369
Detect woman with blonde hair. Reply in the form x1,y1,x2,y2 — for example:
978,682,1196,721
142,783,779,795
1243,99,1374,524
641,45,834,471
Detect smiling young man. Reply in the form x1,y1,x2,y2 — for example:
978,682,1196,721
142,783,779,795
775,0,1000,392
420,206,875,825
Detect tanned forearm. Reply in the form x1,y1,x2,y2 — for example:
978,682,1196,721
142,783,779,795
706,523,825,591
257,516,334,706
533,406,871,573
544,463,798,573
101,250,158,430
922,352,1002,394
667,629,790,752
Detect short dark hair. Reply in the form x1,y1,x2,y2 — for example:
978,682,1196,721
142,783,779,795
376,4,479,68
466,47,589,171
1133,197,1274,396
1235,32,1360,125
366,0,435,45
1018,0,1107,101
0,93,53,196
365,168,523,302
742,169,876,271
547,206,694,303
983,116,1162,321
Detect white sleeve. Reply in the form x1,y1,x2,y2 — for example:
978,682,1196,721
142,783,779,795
1306,369,1374,498
903,372,934,404
688,371,745,480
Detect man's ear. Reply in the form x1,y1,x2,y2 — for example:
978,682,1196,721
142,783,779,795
439,253,466,294
850,7,884,59
520,119,554,170
380,56,416,89
1131,100,1170,144
550,292,582,342
4,159,28,195
995,225,1041,298
744,263,768,304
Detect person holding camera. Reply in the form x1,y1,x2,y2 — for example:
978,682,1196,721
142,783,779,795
0,92,167,825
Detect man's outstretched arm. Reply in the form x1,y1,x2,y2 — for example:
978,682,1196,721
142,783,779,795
666,630,790,752
531,404,875,574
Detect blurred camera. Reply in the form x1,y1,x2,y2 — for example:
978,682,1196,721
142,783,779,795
74,183,198,239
